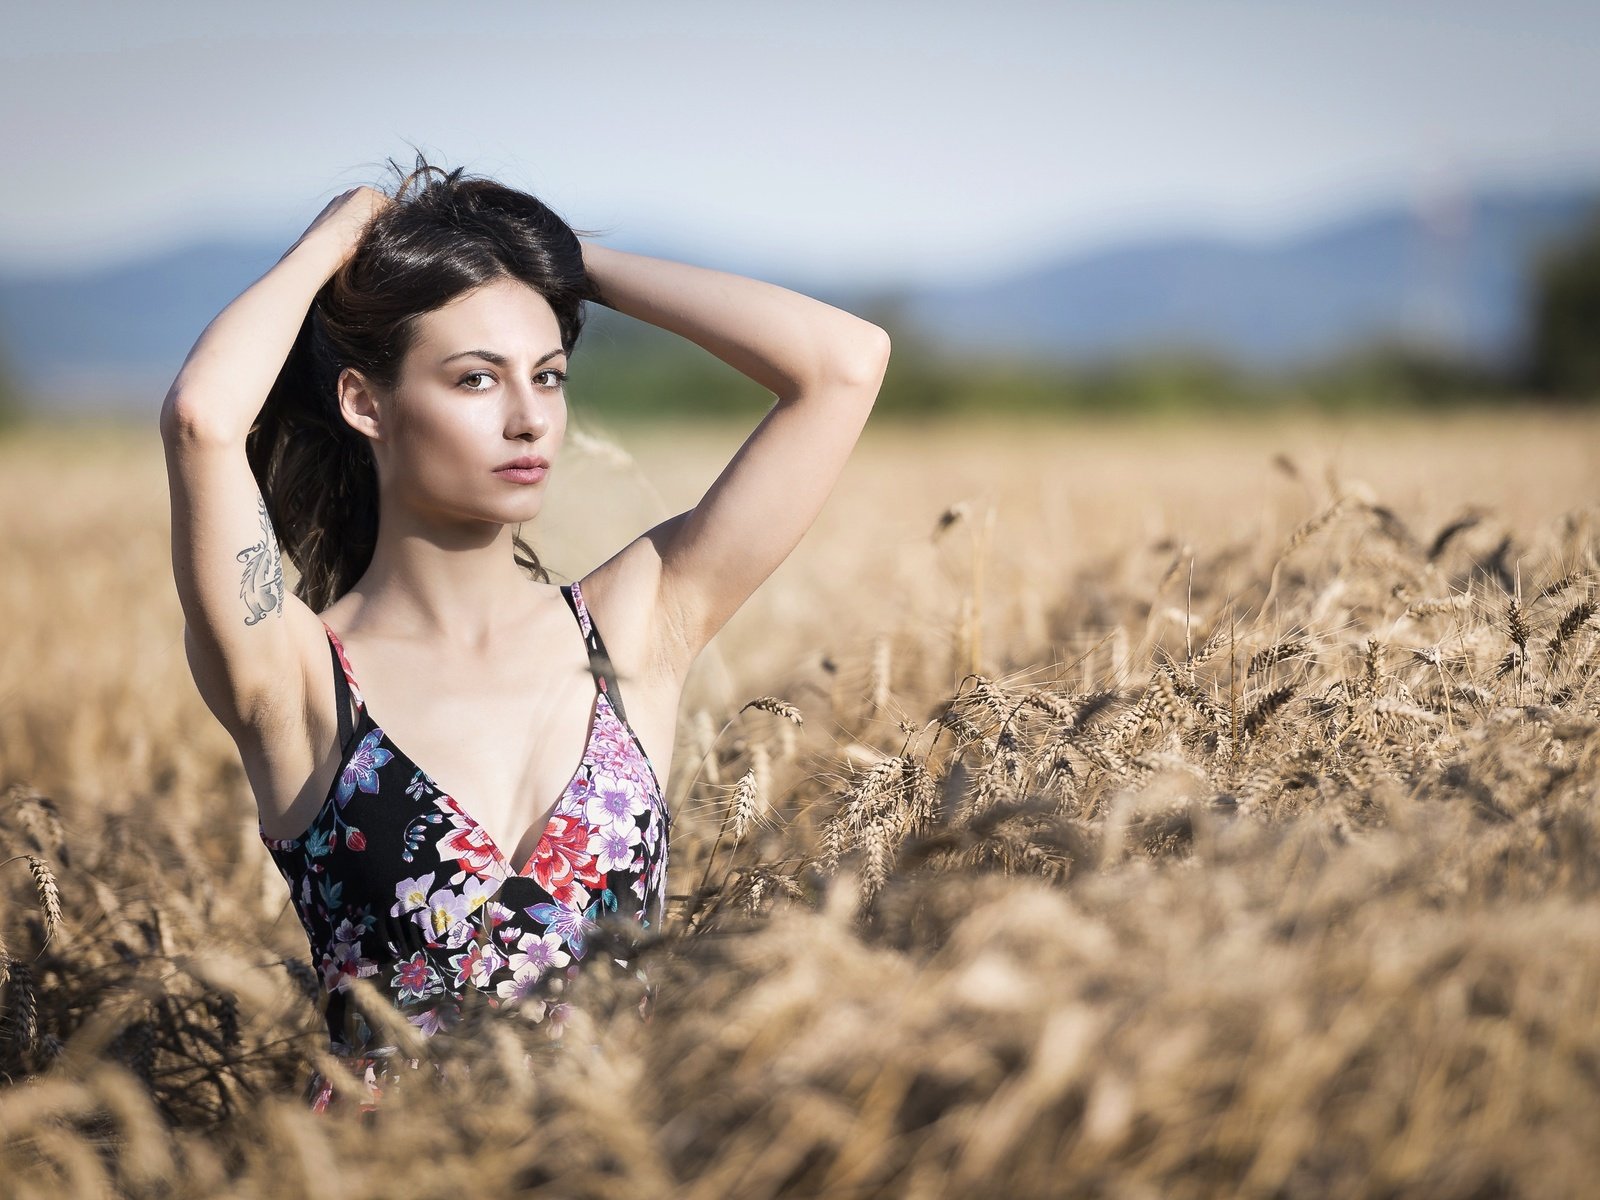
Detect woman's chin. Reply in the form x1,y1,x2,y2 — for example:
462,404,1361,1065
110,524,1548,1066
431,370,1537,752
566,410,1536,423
498,499,546,525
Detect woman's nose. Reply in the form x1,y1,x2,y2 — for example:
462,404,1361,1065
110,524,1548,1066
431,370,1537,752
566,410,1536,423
510,384,551,438
512,404,556,441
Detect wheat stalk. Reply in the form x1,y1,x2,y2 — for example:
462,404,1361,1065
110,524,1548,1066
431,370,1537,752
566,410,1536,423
742,696,804,725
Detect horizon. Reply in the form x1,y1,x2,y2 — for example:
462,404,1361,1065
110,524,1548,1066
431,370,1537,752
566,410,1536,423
5,1,1599,288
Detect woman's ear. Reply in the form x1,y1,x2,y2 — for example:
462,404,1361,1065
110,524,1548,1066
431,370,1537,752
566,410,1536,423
337,366,384,442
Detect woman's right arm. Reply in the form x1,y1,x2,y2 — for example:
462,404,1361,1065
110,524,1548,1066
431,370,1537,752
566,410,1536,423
158,186,387,745
161,186,386,442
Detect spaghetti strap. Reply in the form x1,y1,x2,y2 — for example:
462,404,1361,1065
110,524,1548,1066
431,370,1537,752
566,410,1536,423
322,623,361,756
562,581,630,726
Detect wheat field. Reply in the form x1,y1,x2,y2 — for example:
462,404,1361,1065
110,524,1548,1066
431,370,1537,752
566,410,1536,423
2,404,1599,1198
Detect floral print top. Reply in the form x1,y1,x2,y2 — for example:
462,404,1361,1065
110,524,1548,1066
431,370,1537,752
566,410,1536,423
258,580,671,1111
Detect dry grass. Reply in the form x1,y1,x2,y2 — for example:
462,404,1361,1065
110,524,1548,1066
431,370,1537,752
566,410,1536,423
1,407,1599,1198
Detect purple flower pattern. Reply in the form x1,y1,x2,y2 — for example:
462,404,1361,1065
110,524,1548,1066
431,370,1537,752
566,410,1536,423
257,581,671,1114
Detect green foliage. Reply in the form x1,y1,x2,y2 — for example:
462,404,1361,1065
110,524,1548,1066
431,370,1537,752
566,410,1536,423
571,309,767,420
1523,202,1600,401
565,268,1564,422
1297,338,1518,411
0,332,22,433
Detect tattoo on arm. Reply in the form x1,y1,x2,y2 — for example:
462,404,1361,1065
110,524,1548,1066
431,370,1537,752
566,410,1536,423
237,492,287,626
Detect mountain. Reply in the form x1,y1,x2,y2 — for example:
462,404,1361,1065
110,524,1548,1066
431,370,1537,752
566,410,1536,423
887,183,1599,373
1,181,1595,414
0,238,297,414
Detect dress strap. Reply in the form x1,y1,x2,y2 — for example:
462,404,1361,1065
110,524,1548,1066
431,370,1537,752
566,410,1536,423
321,623,365,754
561,581,630,726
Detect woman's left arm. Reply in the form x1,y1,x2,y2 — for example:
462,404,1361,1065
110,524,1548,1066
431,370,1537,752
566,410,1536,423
580,240,890,671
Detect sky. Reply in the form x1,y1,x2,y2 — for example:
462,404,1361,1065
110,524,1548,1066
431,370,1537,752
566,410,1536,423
3,0,1597,288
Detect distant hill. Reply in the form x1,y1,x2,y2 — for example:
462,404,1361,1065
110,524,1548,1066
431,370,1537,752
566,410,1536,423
0,238,300,415
1,180,1595,414
889,183,1600,373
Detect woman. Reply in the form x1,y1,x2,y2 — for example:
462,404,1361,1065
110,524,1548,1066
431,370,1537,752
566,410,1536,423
159,157,890,1111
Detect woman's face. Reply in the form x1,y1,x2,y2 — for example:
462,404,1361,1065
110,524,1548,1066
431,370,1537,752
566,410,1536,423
346,276,569,528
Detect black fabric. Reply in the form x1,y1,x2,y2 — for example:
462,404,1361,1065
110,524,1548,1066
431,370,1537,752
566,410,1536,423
258,578,670,1112
330,635,354,754
562,581,630,726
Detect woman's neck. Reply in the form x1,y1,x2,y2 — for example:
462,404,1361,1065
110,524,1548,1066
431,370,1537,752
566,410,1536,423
340,509,543,648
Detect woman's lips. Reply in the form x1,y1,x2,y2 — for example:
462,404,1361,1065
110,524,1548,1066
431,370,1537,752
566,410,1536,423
494,466,548,484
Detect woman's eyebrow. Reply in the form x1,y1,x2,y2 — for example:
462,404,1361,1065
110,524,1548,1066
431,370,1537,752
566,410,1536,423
440,347,566,367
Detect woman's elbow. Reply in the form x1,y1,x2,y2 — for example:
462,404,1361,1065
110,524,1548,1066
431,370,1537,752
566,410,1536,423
829,323,891,388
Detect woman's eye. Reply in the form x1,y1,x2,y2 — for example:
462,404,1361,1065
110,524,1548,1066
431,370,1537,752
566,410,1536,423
459,368,565,391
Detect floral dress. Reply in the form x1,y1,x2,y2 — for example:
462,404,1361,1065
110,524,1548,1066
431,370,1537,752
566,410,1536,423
258,580,671,1112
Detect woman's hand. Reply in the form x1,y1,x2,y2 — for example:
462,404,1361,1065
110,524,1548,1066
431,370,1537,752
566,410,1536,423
165,185,395,442
281,185,394,266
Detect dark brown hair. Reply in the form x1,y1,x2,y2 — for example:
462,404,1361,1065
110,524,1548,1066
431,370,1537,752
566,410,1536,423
246,153,608,613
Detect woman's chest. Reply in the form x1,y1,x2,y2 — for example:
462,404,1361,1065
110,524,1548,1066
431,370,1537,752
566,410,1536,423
370,665,679,820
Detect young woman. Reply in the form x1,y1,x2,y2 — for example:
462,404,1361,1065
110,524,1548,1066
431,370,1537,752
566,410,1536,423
159,158,889,1111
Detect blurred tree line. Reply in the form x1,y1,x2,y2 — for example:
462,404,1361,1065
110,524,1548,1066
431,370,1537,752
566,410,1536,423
0,334,22,433
1524,201,1600,399
571,201,1600,420
0,203,1593,427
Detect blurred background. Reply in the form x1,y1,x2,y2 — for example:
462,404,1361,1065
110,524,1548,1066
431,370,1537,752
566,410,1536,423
6,10,1600,1188
2,0,1598,427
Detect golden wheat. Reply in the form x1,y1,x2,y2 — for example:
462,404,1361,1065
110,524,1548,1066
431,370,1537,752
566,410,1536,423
3,412,1600,1197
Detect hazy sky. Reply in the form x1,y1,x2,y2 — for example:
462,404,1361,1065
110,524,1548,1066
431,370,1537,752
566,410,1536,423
4,0,1597,286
